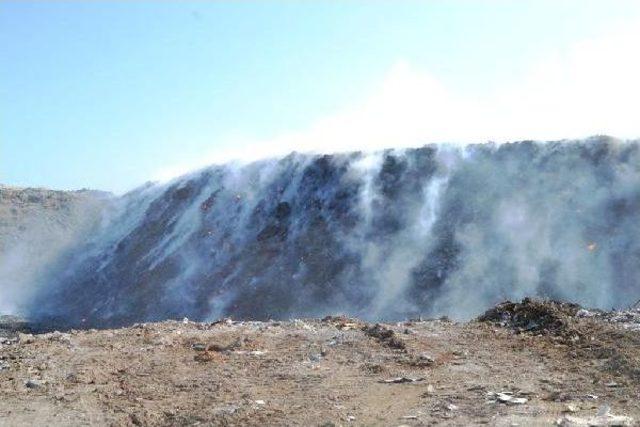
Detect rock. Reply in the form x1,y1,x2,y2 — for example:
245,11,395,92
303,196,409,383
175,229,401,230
25,379,43,389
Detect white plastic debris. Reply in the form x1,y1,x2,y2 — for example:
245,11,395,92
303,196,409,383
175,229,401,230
380,377,425,384
576,309,594,318
487,391,528,405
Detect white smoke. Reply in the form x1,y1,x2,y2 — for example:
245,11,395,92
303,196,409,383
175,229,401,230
152,18,640,184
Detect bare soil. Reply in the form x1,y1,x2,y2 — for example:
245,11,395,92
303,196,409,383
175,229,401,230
1,300,639,426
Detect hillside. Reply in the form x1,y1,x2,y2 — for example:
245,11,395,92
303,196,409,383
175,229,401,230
21,138,640,328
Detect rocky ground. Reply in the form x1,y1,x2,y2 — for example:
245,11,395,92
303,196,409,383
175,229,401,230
1,299,639,426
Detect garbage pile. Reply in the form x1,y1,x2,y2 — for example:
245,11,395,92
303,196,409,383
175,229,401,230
575,307,640,332
478,298,581,335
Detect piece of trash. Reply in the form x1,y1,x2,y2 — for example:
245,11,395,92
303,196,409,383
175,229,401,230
487,391,528,405
254,400,266,405
309,353,322,362
380,377,425,384
576,309,594,318
182,317,189,324
419,353,435,363
585,394,598,400
347,415,356,422
605,381,619,388
563,404,579,413
401,415,418,420
192,343,206,351
17,333,35,344
446,403,458,411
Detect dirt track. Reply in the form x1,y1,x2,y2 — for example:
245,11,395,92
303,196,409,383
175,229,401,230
1,301,639,426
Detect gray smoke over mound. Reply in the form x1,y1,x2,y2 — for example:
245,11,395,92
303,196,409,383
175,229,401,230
23,137,640,327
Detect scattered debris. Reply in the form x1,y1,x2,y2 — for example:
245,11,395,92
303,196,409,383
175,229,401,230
380,377,425,384
322,316,362,331
1,301,639,425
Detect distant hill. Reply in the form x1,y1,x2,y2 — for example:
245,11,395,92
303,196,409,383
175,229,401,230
0,185,111,313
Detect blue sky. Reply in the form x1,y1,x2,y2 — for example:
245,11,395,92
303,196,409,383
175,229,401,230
2,1,640,193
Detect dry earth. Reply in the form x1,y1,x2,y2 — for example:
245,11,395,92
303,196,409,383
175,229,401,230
1,300,639,426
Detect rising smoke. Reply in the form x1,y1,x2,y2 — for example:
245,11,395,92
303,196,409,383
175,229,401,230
7,137,640,328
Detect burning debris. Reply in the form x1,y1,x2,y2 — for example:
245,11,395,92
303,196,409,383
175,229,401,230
362,323,406,350
478,297,581,335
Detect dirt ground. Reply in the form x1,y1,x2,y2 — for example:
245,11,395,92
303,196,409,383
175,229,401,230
1,300,639,426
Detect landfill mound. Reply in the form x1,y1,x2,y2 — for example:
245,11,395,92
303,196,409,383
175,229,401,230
1,300,638,426
15,137,640,327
